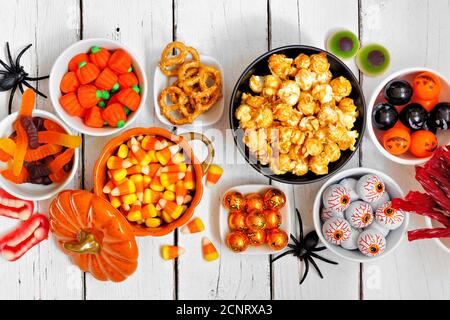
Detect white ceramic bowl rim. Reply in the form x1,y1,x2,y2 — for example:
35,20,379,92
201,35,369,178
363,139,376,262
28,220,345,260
0,110,79,201
313,167,409,263
367,67,450,166
424,217,450,254
49,38,147,137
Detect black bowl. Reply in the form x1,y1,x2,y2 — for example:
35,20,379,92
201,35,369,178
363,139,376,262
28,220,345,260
229,45,366,184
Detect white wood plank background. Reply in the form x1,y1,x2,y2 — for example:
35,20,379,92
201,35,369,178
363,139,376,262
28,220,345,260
0,0,448,300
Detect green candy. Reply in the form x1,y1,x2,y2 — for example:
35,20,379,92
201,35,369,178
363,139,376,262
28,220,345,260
132,85,140,94
91,46,101,53
78,61,87,69
111,83,120,93
124,106,131,115
98,101,106,109
96,89,110,100
127,67,133,73
116,120,125,128
326,30,359,60
356,43,390,77
103,121,108,126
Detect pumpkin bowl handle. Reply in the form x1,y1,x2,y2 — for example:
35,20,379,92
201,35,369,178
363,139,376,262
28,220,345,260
178,132,214,175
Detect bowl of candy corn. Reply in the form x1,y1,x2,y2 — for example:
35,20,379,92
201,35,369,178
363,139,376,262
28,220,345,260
49,38,147,136
0,90,80,201
93,127,214,236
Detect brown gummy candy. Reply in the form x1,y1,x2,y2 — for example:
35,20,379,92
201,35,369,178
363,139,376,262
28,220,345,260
20,116,39,149
32,117,45,131
24,162,51,179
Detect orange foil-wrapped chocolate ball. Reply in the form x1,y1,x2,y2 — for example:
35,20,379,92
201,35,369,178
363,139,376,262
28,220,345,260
266,228,288,251
228,211,247,231
245,193,264,213
223,191,246,212
263,188,286,210
247,229,267,246
263,209,282,229
245,211,267,231
226,231,250,253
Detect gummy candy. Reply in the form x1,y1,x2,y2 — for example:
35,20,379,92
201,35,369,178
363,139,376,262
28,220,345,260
48,148,74,173
20,116,39,149
43,119,66,133
38,131,82,148
24,144,62,162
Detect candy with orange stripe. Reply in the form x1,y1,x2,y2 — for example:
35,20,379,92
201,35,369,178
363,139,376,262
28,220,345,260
161,245,185,260
202,237,219,261
181,217,205,234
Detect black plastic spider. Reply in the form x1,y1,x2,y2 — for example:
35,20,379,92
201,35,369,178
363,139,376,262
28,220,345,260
272,208,338,284
0,42,48,111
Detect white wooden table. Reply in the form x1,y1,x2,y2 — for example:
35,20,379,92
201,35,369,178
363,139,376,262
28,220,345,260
0,0,449,300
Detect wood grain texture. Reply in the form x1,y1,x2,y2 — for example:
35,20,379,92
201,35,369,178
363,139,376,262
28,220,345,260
175,0,271,300
270,0,361,300
82,0,175,299
359,0,450,300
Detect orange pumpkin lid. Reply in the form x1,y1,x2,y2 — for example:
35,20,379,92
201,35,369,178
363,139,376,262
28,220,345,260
49,189,138,282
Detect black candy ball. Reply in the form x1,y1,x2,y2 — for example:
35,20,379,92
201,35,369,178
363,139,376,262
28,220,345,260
399,103,428,130
372,102,398,130
431,102,450,130
422,117,437,134
383,80,413,105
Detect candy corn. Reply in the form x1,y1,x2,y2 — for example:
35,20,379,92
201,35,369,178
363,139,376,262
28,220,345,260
166,184,176,192
160,172,185,187
111,179,136,196
130,174,144,201
141,203,158,219
103,180,115,194
202,237,219,261
127,202,142,221
126,165,142,175
145,217,162,228
175,180,187,205
156,145,180,166
148,150,158,163
160,163,187,174
141,136,168,151
161,245,185,260
184,165,195,190
107,156,132,169
158,199,184,220
117,144,129,158
163,190,176,201
110,168,127,181
168,152,185,165
108,194,121,208
131,142,151,166
143,175,151,188
181,217,205,234
150,175,164,192
205,164,223,187
148,163,161,177
161,211,174,223
143,188,162,204
121,193,138,205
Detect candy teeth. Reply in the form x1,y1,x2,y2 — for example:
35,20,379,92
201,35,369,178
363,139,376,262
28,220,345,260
7,218,41,247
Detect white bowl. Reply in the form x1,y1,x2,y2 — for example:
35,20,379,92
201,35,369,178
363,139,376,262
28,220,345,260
49,38,147,136
367,67,450,165
313,167,409,263
0,110,79,201
154,55,224,127
425,217,450,255
219,184,291,255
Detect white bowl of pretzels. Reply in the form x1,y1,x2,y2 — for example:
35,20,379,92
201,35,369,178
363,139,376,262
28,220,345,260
154,41,224,127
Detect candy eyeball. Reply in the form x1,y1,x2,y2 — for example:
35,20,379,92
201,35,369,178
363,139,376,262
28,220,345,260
320,207,344,222
365,220,390,237
322,218,351,245
341,226,361,250
345,200,374,228
370,191,390,212
358,230,386,257
356,174,385,203
375,201,405,230
322,184,351,213
339,177,360,202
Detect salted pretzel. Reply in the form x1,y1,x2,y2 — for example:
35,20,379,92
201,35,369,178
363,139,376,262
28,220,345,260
159,42,200,76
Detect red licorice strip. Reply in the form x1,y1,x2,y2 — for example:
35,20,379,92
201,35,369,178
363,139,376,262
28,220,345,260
407,228,450,242
392,198,450,228
0,213,49,261
404,191,437,209
0,189,34,221
416,167,450,213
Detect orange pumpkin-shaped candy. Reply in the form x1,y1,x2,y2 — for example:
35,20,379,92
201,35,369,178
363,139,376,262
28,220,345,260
89,46,111,70
68,53,89,72
103,103,127,128
108,49,132,74
49,190,138,282
59,92,85,117
84,106,105,128
60,71,80,93
116,87,141,111
245,193,264,213
76,61,100,85
95,67,119,91
77,84,110,108
118,72,138,88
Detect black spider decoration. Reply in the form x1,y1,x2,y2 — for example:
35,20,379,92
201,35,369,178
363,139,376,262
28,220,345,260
272,208,338,284
0,42,48,111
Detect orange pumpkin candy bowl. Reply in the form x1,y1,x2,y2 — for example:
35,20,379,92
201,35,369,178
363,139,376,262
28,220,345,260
93,127,214,237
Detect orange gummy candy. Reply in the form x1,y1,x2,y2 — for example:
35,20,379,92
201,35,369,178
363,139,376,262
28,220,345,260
12,120,28,176
24,144,62,162
0,149,11,162
19,89,36,117
49,169,68,183
0,138,16,157
43,119,66,133
1,166,29,184
38,131,81,148
48,148,74,173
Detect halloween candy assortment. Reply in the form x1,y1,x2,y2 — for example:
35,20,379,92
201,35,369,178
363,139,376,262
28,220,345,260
59,46,141,128
320,174,405,257
372,71,448,158
0,33,447,287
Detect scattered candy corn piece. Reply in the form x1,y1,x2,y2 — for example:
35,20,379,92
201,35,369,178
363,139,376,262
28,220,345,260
202,237,219,261
161,245,185,260
206,164,223,187
181,217,205,234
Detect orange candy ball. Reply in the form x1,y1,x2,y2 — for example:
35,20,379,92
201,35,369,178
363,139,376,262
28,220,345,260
245,211,266,231
263,209,282,229
263,189,286,210
383,126,411,155
245,193,264,213
266,229,288,251
228,211,247,231
226,231,250,253
409,130,438,158
223,191,246,212
247,229,267,246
